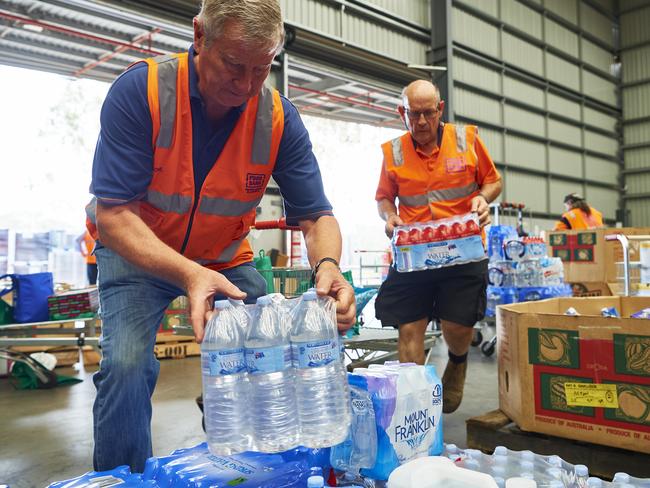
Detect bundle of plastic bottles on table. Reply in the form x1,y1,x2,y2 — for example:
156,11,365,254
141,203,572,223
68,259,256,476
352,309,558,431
391,212,485,272
485,226,572,317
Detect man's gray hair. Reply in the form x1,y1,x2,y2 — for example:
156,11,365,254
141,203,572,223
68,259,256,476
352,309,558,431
198,0,284,49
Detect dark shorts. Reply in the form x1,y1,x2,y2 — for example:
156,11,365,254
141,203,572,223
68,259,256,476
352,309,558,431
374,260,488,327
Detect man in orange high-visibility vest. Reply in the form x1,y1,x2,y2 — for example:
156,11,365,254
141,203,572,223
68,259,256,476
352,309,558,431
87,0,355,473
375,80,502,414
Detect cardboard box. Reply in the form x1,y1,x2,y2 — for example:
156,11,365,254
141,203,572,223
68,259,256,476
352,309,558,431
498,296,650,453
568,282,613,297
547,228,650,284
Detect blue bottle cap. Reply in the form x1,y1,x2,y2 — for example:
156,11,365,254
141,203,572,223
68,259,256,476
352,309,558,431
575,464,588,477
302,289,318,300
307,475,324,488
256,295,273,306
214,300,231,310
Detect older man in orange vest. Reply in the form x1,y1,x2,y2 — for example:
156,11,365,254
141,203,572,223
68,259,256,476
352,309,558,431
86,0,355,472
375,80,502,414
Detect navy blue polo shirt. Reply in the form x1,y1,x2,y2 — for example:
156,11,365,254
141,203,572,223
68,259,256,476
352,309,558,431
90,45,332,226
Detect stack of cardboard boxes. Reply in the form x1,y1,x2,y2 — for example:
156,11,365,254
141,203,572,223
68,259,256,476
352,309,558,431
546,227,650,297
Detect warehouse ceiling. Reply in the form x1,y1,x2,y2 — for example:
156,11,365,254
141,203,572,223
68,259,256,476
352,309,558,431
0,0,403,128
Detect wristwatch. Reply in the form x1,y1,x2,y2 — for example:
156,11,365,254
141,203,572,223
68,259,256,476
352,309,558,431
310,257,340,286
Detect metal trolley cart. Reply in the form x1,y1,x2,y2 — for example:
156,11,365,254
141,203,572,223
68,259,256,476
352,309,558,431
605,233,650,296
475,201,530,357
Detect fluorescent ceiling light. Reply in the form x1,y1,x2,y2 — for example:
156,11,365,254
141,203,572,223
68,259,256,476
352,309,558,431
22,23,44,33
407,64,447,71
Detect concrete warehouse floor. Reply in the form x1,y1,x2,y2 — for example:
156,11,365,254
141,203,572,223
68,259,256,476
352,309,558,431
0,329,499,488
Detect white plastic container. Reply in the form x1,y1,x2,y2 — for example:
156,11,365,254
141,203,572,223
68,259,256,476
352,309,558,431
387,456,498,488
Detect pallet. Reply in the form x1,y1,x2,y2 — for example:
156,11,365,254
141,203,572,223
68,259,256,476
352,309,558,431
10,344,100,367
466,410,650,480
153,334,200,360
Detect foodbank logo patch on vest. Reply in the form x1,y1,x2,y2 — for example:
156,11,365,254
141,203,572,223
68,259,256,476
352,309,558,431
445,157,466,173
246,173,266,193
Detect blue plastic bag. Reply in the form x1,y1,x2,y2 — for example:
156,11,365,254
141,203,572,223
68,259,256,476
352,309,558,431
0,272,53,323
142,443,330,487
48,465,157,487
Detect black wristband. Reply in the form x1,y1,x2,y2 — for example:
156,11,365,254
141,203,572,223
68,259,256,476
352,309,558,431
310,257,339,286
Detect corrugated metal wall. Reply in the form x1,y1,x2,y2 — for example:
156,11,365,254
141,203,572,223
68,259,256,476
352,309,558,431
621,0,650,226
448,0,621,226
280,0,430,66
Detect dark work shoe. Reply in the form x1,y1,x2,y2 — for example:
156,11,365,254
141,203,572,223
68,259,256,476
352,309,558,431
442,360,468,414
195,394,204,413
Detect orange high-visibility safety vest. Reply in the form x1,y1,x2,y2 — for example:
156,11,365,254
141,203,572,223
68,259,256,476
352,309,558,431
554,207,603,230
381,124,483,223
83,230,96,265
87,53,285,270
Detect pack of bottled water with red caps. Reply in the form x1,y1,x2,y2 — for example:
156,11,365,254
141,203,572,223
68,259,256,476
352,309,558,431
392,212,486,272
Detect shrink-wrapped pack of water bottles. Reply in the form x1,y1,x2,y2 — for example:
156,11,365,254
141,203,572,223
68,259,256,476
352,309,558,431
201,290,351,455
391,213,486,272
485,228,572,317
330,361,444,483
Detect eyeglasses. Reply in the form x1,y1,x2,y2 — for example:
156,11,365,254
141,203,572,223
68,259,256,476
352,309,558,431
405,108,440,121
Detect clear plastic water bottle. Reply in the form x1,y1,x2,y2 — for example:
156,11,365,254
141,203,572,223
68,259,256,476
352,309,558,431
330,382,377,473
245,295,299,452
228,298,250,330
291,289,351,448
201,300,251,455
586,478,603,487
575,464,589,486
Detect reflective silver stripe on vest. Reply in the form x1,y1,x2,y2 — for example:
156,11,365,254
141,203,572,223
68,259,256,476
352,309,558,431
85,197,97,224
391,137,404,167
398,193,429,207
398,182,479,207
455,124,467,152
146,189,192,214
199,196,262,217
155,55,178,149
251,85,274,165
428,181,479,203
195,233,249,265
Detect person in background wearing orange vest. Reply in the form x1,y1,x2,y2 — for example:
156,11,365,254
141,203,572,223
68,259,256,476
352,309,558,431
76,229,97,285
86,0,355,472
374,80,502,414
554,193,604,230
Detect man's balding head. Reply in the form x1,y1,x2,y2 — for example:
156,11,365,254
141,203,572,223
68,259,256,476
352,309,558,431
401,80,441,109
398,80,444,151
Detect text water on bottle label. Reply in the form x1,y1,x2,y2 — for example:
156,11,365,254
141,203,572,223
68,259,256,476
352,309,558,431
203,348,246,376
245,345,291,374
292,339,338,368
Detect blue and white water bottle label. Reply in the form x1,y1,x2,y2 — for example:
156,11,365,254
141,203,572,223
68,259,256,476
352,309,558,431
293,339,338,368
245,345,291,374
205,348,246,376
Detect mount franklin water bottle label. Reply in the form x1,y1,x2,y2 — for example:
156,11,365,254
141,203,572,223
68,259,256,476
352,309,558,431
293,339,338,368
204,348,246,376
245,345,291,374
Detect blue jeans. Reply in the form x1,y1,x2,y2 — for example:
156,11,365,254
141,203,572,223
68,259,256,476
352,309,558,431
93,246,267,472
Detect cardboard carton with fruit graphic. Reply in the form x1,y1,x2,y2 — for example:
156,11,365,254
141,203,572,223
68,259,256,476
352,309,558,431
392,212,486,272
498,296,650,453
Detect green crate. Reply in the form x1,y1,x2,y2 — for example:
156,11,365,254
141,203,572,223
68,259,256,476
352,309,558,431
271,268,312,297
